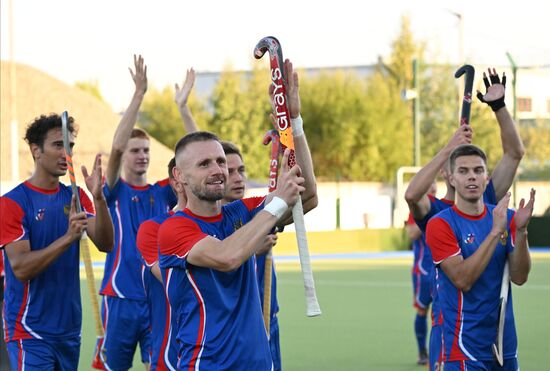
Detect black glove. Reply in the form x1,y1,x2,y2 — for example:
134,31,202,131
476,73,506,112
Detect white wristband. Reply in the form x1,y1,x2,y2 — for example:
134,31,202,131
291,114,304,137
263,197,288,220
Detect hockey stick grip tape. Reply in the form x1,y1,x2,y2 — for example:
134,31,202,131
292,196,321,317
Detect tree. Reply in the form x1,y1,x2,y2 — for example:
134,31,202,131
139,85,210,150
207,62,273,180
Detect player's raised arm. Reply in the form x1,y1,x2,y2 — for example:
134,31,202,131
508,188,535,285
106,54,148,189
476,68,525,201
175,67,199,133
82,154,114,252
278,59,318,214
405,125,473,219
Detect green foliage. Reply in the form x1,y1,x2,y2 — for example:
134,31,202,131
301,70,369,180
519,119,550,179
135,15,550,182
139,85,210,150
75,80,104,102
207,62,273,180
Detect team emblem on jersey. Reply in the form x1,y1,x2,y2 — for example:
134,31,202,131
35,208,46,221
131,195,140,203
500,231,508,245
233,219,244,231
464,233,475,244
150,194,155,205
64,204,70,216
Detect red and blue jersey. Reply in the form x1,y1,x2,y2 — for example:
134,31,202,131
426,204,517,362
136,212,178,371
408,214,433,279
100,179,176,300
158,197,273,371
0,181,95,342
414,179,497,327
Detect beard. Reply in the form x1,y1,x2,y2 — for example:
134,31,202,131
190,182,226,202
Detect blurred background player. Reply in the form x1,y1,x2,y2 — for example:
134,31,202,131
97,55,177,371
136,158,185,371
405,181,437,365
0,113,113,370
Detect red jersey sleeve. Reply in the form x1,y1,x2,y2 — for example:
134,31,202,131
0,197,27,247
241,196,267,212
407,213,415,225
158,216,208,258
137,220,161,266
426,217,461,264
78,188,96,217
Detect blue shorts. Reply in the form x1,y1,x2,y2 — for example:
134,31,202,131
100,296,151,371
7,337,80,371
270,315,281,371
442,358,519,371
429,325,443,371
412,270,432,310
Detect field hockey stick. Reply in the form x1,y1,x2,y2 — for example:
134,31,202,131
492,261,510,367
261,129,282,336
61,111,105,368
454,64,475,126
255,36,321,317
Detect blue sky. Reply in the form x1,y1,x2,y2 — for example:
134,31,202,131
2,0,549,110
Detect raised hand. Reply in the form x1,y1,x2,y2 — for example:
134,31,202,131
447,124,473,150
82,154,104,200
66,195,88,242
514,189,536,231
491,192,511,236
175,68,196,110
129,54,148,95
476,68,506,112
284,59,301,119
273,149,305,207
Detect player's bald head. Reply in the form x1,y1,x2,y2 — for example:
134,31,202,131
174,131,221,168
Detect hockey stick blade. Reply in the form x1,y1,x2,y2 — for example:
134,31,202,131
454,64,475,126
492,261,510,367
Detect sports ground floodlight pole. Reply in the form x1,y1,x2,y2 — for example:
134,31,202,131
254,36,321,317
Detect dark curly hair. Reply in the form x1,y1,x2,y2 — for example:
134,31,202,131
24,113,78,149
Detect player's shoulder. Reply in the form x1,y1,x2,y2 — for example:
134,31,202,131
159,211,197,232
239,196,267,212
431,205,454,221
0,185,26,216
153,178,170,188
1,182,26,201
